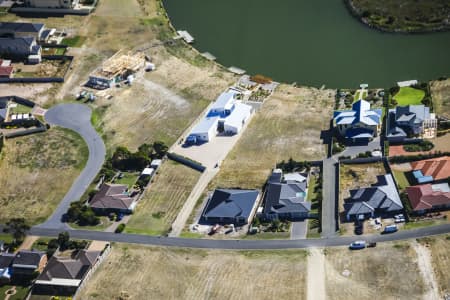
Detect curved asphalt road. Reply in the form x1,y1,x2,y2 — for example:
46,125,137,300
37,103,106,229
30,223,450,250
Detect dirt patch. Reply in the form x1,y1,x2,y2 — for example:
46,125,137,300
411,241,440,300
78,245,308,300
431,78,450,119
307,248,326,300
325,242,426,299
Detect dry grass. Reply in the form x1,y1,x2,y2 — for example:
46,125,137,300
209,84,334,189
125,160,201,235
340,162,386,201
78,244,307,300
431,78,450,119
325,241,426,299
418,235,450,295
0,128,87,224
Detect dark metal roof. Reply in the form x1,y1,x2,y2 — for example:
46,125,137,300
0,22,44,34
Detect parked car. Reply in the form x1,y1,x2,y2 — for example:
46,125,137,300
383,224,398,234
116,213,124,222
349,240,366,250
367,242,377,248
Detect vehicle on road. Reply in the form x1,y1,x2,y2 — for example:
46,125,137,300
349,240,366,250
383,224,398,234
367,242,377,248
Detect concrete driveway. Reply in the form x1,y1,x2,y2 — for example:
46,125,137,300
37,103,106,229
291,221,308,239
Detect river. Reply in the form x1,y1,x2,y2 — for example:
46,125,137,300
163,0,450,88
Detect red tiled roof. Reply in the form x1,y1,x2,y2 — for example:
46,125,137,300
406,184,450,211
0,66,13,77
410,156,450,181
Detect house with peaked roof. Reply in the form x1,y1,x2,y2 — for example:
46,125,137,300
333,100,382,141
0,36,41,63
199,189,260,226
89,183,137,214
410,156,450,182
262,169,311,220
406,183,450,214
0,22,45,41
11,250,47,280
344,174,403,221
0,254,15,283
387,105,434,142
33,250,101,296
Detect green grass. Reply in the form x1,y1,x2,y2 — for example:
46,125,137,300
10,104,32,114
31,237,53,251
0,233,13,243
402,219,447,230
69,216,113,231
114,172,138,188
0,285,30,300
55,48,67,55
354,90,367,101
393,87,425,106
62,36,87,47
243,231,291,240
59,128,89,170
392,169,410,191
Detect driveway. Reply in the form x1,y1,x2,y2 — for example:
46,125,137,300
321,157,338,238
37,103,106,229
338,137,381,158
291,221,308,239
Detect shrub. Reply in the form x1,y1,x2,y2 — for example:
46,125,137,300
403,140,434,152
115,223,126,233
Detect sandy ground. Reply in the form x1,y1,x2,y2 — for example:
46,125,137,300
431,78,450,119
307,248,326,300
16,236,39,252
411,241,440,300
78,245,308,300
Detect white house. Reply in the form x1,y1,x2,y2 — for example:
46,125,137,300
187,116,219,144
209,91,238,117
223,103,252,134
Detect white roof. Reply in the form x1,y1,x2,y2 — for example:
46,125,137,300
211,91,237,111
284,173,307,183
397,80,418,87
0,59,11,67
151,159,162,166
378,174,402,208
224,103,251,128
35,278,81,287
141,168,154,176
191,116,219,135
432,183,450,193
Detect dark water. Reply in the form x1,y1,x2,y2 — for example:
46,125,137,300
163,0,450,88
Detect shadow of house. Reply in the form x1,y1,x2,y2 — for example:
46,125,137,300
344,174,403,221
199,189,260,226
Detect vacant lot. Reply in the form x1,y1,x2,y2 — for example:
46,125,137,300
78,244,307,300
349,0,450,32
0,128,87,224
418,235,450,295
209,85,334,189
325,241,426,299
125,160,201,235
393,87,425,106
431,78,450,119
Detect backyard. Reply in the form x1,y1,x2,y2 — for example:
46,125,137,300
0,128,88,224
393,86,425,106
125,160,202,235
77,244,308,300
209,84,334,189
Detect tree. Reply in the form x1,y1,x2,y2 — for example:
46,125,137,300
4,218,30,244
57,232,70,251
153,141,168,158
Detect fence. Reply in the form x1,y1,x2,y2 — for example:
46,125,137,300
339,156,383,164
167,152,206,172
4,124,47,138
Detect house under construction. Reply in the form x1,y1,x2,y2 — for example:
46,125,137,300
87,50,145,89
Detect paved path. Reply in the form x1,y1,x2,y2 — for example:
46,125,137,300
307,248,326,300
291,221,308,239
321,157,338,237
412,241,440,300
339,137,381,158
29,223,450,250
37,103,106,230
169,169,218,237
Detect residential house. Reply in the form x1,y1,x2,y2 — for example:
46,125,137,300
333,99,382,141
411,156,450,183
33,250,101,296
0,37,41,63
89,183,137,214
262,169,311,221
187,116,219,144
11,250,47,279
25,0,76,8
344,174,403,221
199,189,260,226
0,254,14,283
150,159,162,169
406,183,450,214
0,22,45,41
387,105,434,142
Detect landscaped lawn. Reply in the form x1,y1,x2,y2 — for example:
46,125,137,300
393,87,425,106
353,90,367,101
391,169,410,191
114,172,138,188
0,285,30,300
125,160,201,235
0,233,13,244
62,35,87,47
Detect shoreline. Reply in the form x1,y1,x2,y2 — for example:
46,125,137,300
343,0,450,34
